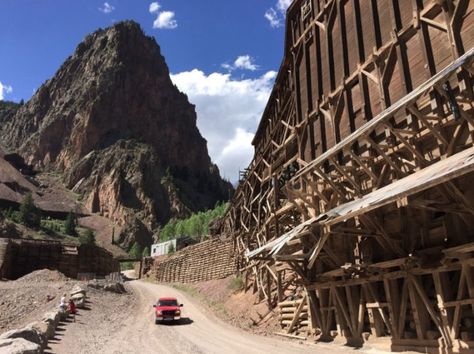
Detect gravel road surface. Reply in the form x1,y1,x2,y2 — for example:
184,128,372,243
48,279,398,354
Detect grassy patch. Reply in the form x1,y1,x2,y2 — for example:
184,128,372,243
41,218,64,233
228,275,244,291
120,262,135,271
3,209,84,243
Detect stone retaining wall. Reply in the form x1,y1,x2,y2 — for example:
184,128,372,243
149,237,237,283
0,285,88,353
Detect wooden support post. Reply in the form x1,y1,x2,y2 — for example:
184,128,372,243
362,284,384,337
277,270,283,303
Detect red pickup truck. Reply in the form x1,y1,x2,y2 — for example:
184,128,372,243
153,297,183,324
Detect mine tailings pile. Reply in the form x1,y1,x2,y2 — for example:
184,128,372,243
0,238,118,280
221,0,474,353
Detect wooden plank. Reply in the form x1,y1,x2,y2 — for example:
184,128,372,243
287,295,307,334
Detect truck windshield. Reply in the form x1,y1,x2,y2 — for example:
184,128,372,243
158,300,178,306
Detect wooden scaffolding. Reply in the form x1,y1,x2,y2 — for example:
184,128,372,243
223,0,474,352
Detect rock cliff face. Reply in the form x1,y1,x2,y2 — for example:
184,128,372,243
0,21,233,248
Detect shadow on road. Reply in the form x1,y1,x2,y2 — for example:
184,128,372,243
156,317,194,326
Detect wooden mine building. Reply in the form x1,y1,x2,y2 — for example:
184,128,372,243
224,0,474,352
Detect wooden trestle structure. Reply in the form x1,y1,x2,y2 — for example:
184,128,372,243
223,0,474,352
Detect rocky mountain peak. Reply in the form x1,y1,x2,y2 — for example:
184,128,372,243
0,21,233,249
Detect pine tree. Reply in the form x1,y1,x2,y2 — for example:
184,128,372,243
64,211,77,235
79,229,96,245
129,242,142,259
19,193,41,228
142,247,150,258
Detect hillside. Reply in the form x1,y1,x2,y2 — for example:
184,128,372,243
0,21,233,249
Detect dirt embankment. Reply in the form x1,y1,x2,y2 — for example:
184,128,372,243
0,269,131,334
173,276,281,336
0,270,74,332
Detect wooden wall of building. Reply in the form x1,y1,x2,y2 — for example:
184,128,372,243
225,0,474,352
254,0,474,162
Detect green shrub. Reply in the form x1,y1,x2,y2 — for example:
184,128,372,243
129,242,142,259
142,246,150,258
5,208,21,223
79,229,96,245
19,193,41,228
120,262,134,271
64,211,77,235
159,202,229,241
41,219,63,233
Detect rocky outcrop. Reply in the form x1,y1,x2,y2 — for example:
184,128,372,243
0,21,233,248
0,101,20,127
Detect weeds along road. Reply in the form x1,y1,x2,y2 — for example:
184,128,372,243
49,279,396,354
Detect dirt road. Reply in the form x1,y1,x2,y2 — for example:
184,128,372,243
48,279,395,354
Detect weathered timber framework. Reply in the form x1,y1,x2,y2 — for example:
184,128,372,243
223,0,474,352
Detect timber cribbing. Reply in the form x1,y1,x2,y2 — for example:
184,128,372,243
223,0,474,352
149,237,238,283
0,238,119,279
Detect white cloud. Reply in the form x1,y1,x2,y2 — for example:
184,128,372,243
99,2,115,14
149,2,161,14
149,2,178,30
171,70,277,181
0,82,13,101
222,55,259,72
234,55,258,71
265,0,291,28
277,0,292,12
264,8,281,28
153,11,178,29
218,128,255,180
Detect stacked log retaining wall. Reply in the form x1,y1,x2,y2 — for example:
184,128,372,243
0,238,119,279
149,237,238,283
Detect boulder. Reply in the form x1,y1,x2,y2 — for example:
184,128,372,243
28,322,48,346
0,338,41,354
71,293,86,309
87,279,104,290
70,285,86,297
58,308,68,321
103,282,126,294
88,279,126,294
42,311,60,339
0,325,46,351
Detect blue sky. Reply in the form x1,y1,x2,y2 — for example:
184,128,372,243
0,0,292,181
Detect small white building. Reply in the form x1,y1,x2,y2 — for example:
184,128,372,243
151,239,176,257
